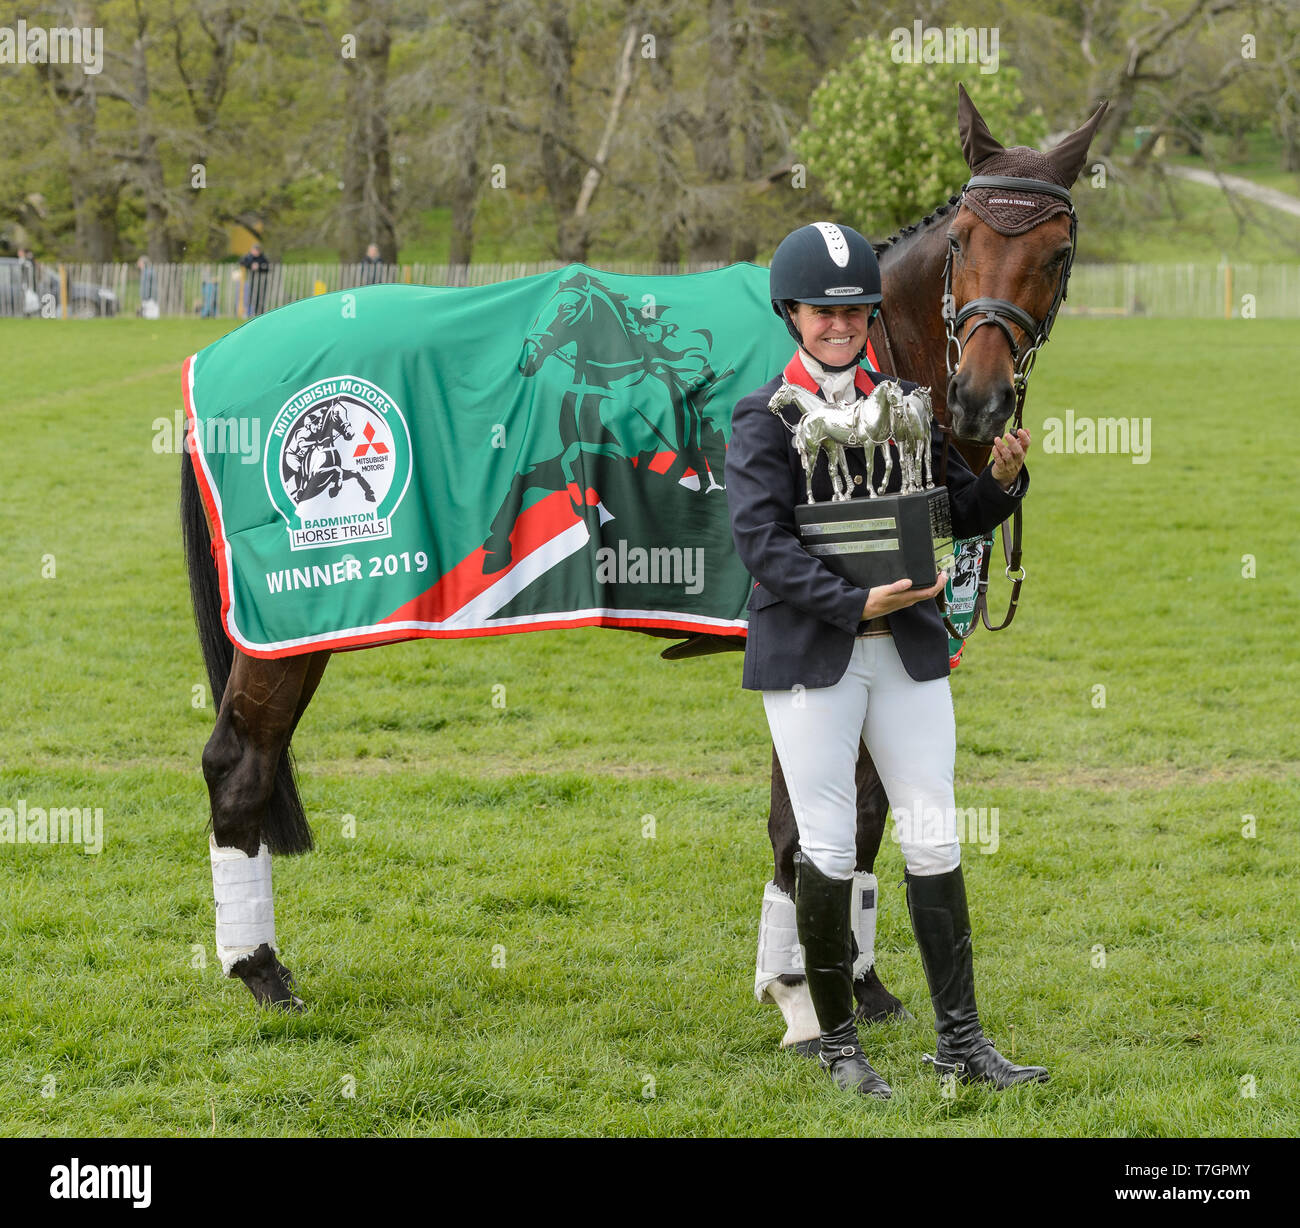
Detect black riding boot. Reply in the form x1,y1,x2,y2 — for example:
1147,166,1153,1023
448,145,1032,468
794,853,891,1099
905,866,1048,1089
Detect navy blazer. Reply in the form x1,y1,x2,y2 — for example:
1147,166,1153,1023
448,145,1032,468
727,368,1028,691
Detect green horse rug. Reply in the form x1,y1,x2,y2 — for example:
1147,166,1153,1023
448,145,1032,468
183,264,983,661
184,265,793,657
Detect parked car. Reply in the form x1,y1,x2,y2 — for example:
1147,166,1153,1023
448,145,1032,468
0,257,118,317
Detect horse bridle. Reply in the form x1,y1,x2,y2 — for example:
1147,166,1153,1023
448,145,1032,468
934,173,1078,638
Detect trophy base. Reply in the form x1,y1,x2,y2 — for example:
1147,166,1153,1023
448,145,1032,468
796,488,954,591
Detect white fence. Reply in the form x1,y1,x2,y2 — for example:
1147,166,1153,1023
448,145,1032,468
22,260,1300,320
1061,262,1300,319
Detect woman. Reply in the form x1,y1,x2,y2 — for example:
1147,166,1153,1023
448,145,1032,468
727,221,1047,1099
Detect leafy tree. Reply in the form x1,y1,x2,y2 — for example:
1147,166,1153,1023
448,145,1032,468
796,37,1046,237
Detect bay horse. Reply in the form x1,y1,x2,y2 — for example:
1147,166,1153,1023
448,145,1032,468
180,86,1105,1014
754,85,1107,1047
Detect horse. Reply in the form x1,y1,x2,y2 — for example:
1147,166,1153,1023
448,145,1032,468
753,83,1107,1047
889,387,935,493
180,85,1105,1016
767,381,897,502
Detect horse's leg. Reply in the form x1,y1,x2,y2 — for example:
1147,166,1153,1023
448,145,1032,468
340,466,377,502
755,746,820,1052
757,741,911,1050
481,454,569,571
851,742,912,1023
663,389,709,488
203,648,319,1008
835,445,852,501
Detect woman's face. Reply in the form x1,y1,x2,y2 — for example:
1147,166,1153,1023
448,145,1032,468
792,302,870,366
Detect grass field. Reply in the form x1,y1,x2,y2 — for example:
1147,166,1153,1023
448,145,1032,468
0,315,1297,1138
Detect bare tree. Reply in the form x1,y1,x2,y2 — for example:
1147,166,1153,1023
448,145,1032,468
339,0,397,263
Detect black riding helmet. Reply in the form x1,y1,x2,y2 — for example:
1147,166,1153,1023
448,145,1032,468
770,222,882,371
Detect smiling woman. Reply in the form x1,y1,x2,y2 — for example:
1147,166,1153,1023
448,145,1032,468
727,218,1041,1100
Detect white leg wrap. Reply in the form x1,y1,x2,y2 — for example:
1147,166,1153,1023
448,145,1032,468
754,880,804,1003
850,871,879,980
210,834,276,975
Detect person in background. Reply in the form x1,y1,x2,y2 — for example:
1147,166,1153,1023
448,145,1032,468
137,254,158,318
240,243,270,316
200,264,219,318
360,242,383,286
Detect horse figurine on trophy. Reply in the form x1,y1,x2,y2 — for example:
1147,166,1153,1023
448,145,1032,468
767,381,900,502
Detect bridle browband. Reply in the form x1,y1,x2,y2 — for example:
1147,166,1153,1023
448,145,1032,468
934,173,1078,638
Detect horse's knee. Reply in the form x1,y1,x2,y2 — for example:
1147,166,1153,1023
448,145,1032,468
201,715,240,791
203,718,275,856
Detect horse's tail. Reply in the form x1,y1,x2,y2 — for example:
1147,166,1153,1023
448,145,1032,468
181,453,314,855
180,453,233,706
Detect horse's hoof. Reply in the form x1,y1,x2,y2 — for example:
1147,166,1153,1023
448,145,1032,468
365,492,376,503
232,944,304,1010
854,969,913,1025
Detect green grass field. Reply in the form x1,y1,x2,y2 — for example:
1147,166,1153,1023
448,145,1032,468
0,315,1296,1137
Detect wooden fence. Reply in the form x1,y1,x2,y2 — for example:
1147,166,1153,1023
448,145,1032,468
30,260,1300,320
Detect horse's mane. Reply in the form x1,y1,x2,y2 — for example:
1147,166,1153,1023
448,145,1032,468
871,192,964,256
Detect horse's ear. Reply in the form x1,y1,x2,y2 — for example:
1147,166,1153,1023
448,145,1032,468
957,82,1004,171
1045,100,1110,186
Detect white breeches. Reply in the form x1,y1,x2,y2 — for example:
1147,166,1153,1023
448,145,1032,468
762,634,961,881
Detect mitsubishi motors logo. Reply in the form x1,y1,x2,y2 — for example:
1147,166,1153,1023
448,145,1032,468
354,422,389,458
264,376,412,552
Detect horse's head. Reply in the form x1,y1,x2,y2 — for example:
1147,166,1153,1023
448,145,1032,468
518,274,640,377
768,383,796,414
869,380,902,417
945,84,1107,443
902,386,932,422
322,398,354,440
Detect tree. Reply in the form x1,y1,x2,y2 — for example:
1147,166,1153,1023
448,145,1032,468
339,0,397,262
796,37,1045,238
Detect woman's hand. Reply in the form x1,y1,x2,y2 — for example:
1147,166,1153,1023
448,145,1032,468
991,427,1031,490
862,572,947,619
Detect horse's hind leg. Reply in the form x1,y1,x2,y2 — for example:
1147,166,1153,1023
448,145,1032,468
756,743,911,1046
851,745,912,1023
203,649,320,1008
755,747,820,1052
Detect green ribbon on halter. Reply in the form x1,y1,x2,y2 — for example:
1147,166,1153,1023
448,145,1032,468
945,535,989,667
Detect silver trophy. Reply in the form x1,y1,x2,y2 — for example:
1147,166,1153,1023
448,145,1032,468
768,381,954,589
